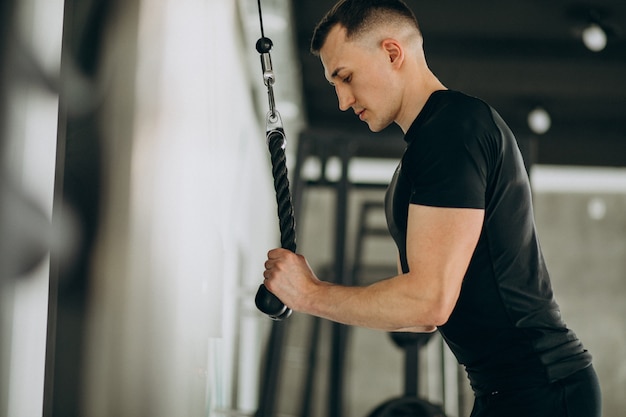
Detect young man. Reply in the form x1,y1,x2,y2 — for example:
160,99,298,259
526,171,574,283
262,1,601,415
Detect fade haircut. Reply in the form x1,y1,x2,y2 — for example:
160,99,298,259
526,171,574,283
310,0,421,56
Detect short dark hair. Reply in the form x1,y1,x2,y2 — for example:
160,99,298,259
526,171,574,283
310,0,420,55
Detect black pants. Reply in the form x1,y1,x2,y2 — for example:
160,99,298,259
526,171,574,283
470,366,601,417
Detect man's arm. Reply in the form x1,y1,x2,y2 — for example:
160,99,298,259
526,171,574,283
263,204,484,331
391,253,437,333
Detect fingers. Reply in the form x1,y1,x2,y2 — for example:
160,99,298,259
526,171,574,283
267,247,291,259
264,248,297,284
264,256,281,271
264,248,284,279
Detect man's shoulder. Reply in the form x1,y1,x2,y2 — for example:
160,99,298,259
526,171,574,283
430,90,490,116
416,91,493,138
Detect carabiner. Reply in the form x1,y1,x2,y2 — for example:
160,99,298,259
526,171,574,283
256,37,278,120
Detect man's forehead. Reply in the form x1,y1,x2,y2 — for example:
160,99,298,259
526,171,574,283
320,25,350,81
320,57,339,83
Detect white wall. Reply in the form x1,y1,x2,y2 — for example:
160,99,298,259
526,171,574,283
1,0,287,416
1,1,64,416
81,1,280,416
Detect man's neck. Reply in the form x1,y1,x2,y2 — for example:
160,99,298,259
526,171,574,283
396,69,446,133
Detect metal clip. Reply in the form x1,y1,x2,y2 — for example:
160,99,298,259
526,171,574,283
266,110,285,148
260,53,275,87
256,37,282,142
260,52,278,120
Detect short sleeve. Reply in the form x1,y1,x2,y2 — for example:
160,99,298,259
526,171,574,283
403,111,490,209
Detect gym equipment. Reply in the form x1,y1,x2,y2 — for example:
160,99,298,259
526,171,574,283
253,2,296,416
365,395,446,417
361,329,446,417
253,1,295,321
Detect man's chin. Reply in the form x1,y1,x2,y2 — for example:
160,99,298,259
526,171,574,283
365,121,390,133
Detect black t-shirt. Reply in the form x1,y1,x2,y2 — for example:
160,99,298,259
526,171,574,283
385,90,592,395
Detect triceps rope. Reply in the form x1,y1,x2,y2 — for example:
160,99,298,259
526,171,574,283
254,35,296,320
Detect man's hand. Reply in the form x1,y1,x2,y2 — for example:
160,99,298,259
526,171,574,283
263,248,324,313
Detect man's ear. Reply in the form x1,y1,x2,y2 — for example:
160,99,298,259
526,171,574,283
381,39,404,68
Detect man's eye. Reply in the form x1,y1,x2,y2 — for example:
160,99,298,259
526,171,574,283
343,76,351,83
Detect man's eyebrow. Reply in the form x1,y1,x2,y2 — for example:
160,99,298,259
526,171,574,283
330,67,345,79
327,67,345,86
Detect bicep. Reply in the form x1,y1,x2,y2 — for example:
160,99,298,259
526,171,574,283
405,204,484,319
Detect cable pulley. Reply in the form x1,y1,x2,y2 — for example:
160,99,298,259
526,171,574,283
254,0,296,321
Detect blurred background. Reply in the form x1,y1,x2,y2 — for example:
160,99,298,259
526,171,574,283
0,1,624,417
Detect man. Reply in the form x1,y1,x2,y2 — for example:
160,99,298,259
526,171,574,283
262,1,601,416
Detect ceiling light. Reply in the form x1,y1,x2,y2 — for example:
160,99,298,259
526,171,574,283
582,23,607,52
527,107,551,135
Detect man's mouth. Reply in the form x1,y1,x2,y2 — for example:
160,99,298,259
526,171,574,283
356,109,365,120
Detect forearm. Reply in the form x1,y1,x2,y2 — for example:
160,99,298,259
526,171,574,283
300,273,443,332
390,253,437,332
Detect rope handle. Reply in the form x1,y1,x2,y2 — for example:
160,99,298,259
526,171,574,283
255,128,296,320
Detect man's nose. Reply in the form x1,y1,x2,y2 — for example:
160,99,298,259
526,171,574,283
336,86,355,111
